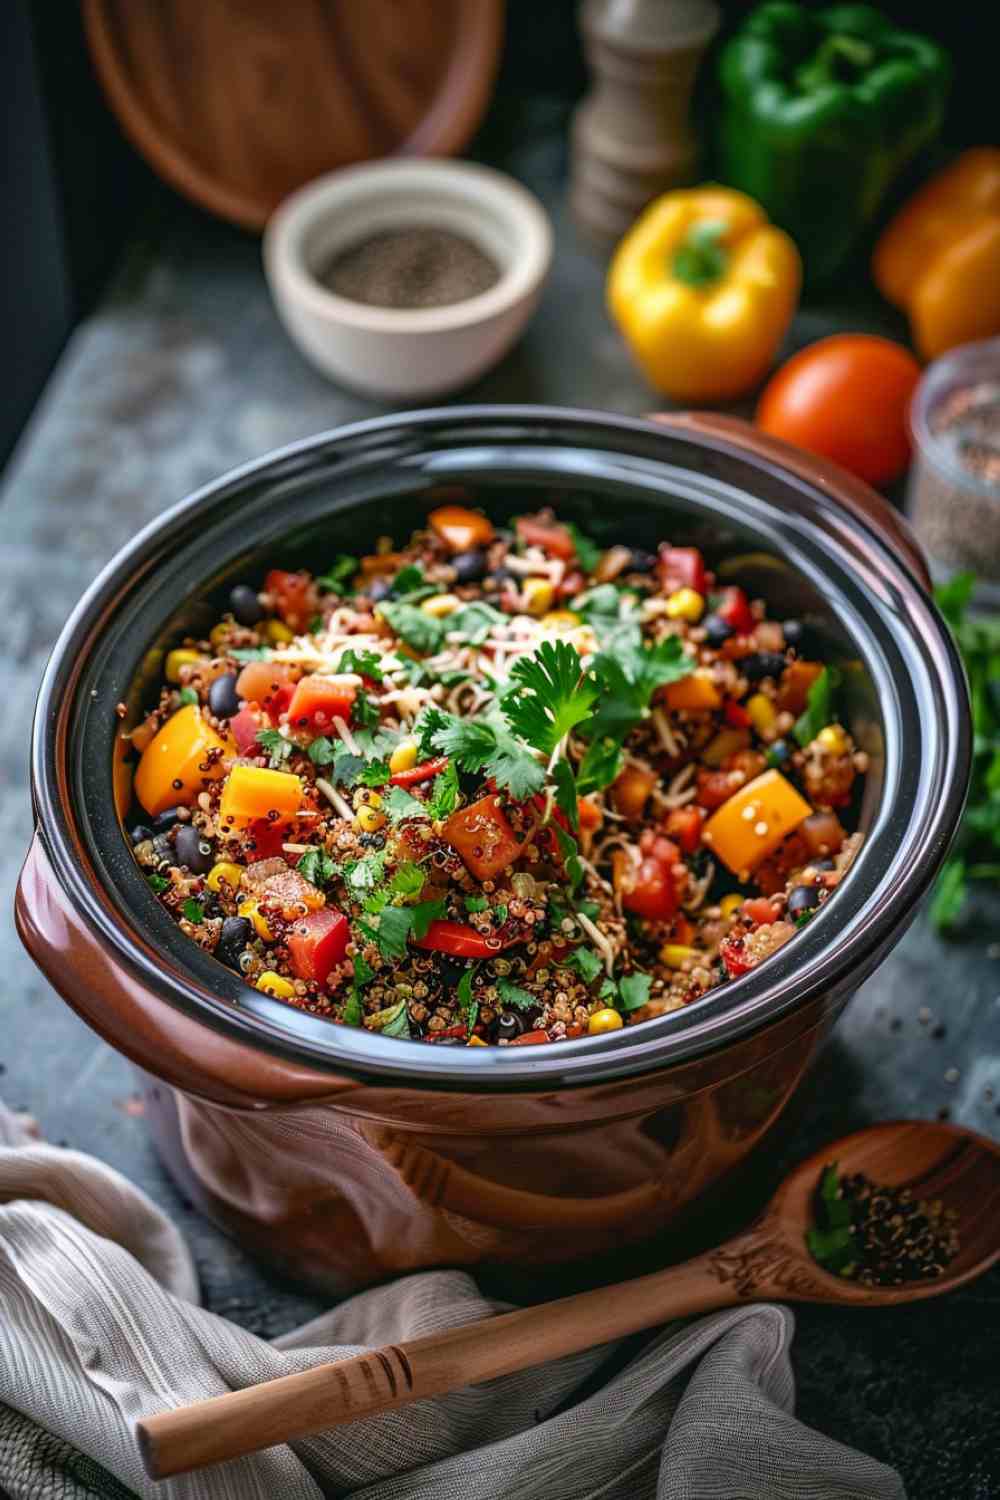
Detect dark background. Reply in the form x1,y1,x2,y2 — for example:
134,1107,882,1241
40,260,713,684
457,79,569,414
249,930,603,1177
2,0,994,469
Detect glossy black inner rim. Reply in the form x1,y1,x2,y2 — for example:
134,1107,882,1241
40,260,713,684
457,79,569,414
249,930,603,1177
30,408,970,1090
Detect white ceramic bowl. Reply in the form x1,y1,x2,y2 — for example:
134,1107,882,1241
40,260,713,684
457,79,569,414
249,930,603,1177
263,159,553,399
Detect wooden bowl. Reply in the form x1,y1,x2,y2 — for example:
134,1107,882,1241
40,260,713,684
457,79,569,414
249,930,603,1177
82,0,505,231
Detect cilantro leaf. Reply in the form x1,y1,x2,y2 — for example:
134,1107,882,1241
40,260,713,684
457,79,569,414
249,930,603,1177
573,584,643,650
182,897,204,924
425,760,460,820
448,601,504,645
552,822,584,892
337,648,383,681
576,736,623,795
588,637,693,743
793,666,842,748
346,850,388,897
385,784,428,823
316,555,357,595
341,992,363,1026
567,522,602,573
308,736,337,766
390,564,428,596
353,689,380,731
389,862,425,899
409,897,446,941
618,972,652,1011
464,895,488,913
374,906,414,959
562,946,602,983
377,601,445,655
551,758,579,832
482,726,546,801
457,964,479,1030
178,686,198,705
256,728,293,768
424,710,545,802
496,978,537,1011
503,640,598,754
358,759,391,787
381,1000,412,1039
146,873,169,894
297,848,336,887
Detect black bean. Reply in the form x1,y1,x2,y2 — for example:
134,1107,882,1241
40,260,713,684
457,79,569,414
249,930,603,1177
230,584,264,627
130,824,153,846
627,548,657,574
216,916,252,970
787,884,822,916
152,806,185,833
367,577,392,603
496,1011,527,1040
452,549,488,583
703,614,734,645
741,651,788,683
208,672,240,720
175,825,215,875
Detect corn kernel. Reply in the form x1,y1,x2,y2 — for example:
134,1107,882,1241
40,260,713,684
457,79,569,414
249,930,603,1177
257,970,295,999
352,787,383,811
165,648,205,683
206,861,243,893
541,609,581,629
660,944,699,969
720,893,744,920
467,1035,488,1046
523,577,555,615
664,587,705,623
354,805,387,834
389,740,419,774
264,618,294,644
209,622,233,650
238,897,273,942
817,724,849,755
420,593,461,619
588,1007,624,1035
746,693,777,735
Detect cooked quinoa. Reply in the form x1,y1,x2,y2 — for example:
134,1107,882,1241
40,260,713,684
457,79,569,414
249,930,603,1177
123,504,868,1046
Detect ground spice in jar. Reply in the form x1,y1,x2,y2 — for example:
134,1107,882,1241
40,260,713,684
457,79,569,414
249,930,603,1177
317,227,501,310
807,1163,960,1286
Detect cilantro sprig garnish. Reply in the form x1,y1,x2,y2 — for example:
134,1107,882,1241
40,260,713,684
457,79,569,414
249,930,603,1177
316,555,357,595
376,601,445,655
503,640,598,755
337,647,383,681
586,636,692,746
256,728,293,768
297,848,337,887
418,708,545,802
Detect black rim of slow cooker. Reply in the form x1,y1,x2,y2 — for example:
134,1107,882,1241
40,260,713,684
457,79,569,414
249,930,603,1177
30,407,971,1092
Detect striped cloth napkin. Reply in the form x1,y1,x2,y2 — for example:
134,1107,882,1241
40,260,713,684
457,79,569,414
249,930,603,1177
0,1099,904,1500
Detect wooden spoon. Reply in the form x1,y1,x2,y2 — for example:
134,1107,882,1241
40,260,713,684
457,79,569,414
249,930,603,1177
137,1120,1000,1479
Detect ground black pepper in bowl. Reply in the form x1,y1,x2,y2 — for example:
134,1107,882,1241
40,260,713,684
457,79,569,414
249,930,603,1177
807,1163,960,1285
317,227,501,310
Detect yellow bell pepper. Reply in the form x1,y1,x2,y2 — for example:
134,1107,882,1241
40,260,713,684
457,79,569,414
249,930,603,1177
220,764,303,829
873,149,1000,360
607,186,801,402
702,769,811,876
134,705,230,817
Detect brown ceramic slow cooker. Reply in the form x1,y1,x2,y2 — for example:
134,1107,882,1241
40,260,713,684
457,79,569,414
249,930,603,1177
17,408,970,1293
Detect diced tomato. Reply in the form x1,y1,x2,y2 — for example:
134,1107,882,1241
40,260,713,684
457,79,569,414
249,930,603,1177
657,546,707,596
557,569,586,600
414,921,515,959
286,674,356,732
287,908,349,985
230,706,263,756
611,766,657,821
245,818,288,861
515,514,576,559
715,587,755,636
777,659,823,715
235,661,296,722
578,796,603,833
442,795,521,881
724,699,751,729
742,897,778,927
622,856,678,923
665,805,703,854
510,1029,550,1046
670,914,695,945
427,1024,472,1041
719,934,754,977
265,570,316,633
696,768,737,809
639,829,681,865
390,756,449,787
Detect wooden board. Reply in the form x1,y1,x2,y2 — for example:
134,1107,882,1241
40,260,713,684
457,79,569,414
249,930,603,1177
83,0,505,231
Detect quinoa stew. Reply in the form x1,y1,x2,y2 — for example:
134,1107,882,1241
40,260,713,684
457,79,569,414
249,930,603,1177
123,505,870,1047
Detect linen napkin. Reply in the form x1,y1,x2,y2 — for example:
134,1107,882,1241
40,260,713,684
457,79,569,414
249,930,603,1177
0,1098,904,1500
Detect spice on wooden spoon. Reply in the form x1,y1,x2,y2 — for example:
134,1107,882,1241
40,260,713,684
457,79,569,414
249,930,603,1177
807,1163,960,1285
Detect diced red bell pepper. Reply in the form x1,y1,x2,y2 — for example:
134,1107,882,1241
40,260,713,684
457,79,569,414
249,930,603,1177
231,706,263,756
622,855,679,923
265,569,316,633
509,1029,550,1045
724,699,752,729
287,907,349,985
427,1023,471,1042
715,586,755,636
245,817,288,861
413,920,515,959
742,897,778,928
657,546,707,596
515,514,576,559
286,674,356,732
390,756,449,787
664,805,703,855
442,795,521,881
719,934,754,978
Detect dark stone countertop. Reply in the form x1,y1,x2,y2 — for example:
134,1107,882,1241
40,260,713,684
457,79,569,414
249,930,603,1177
2,104,998,1498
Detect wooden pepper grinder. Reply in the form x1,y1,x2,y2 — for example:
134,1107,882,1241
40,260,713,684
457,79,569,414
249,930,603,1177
570,0,720,248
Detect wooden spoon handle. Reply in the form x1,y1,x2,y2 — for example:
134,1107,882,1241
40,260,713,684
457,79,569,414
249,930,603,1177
138,1247,743,1478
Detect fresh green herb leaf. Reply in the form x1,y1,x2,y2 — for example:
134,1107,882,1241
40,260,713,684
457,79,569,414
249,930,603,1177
146,873,169,894
426,760,460,820
494,902,508,925
385,784,428,823
316,555,357,595
587,636,693,743
618,972,652,1011
377,601,445,655
598,977,618,1003
576,736,623,796
793,666,842,748
424,710,546,802
457,964,479,1030
449,601,505,645
256,728,293,768
308,736,336,766
409,897,446,941
573,584,643,650
389,863,426,899
341,992,363,1026
577,899,601,920
230,646,270,662
374,905,414,959
297,848,337,887
485,726,547,801
567,522,602,574
381,1000,412,1039
358,759,391,788
178,686,199,705
562,946,603,983
353,689,380,731
552,823,584,892
503,640,598,754
390,564,426,596
346,850,389,897
328,752,367,787
551,758,579,832
337,648,383,681
496,978,537,1011
464,895,489,913
182,897,204,924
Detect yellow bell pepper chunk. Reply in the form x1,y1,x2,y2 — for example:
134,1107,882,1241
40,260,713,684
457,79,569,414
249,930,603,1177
257,971,295,999
219,764,303,829
134,705,230,817
607,186,801,402
588,1008,624,1035
663,670,721,713
239,897,273,942
702,769,811,876
165,648,205,683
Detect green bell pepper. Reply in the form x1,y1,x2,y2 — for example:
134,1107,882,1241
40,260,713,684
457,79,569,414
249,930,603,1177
715,3,950,285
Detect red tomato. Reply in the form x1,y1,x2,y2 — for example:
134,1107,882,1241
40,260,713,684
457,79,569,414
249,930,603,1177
515,514,576,559
578,796,603,833
623,856,678,923
235,661,295,723
664,805,703,854
719,934,754,977
390,756,449,787
757,335,921,487
414,921,513,959
742,897,778,927
265,569,317,632
287,908,349,985
442,795,521,881
724,699,751,729
230,706,262,756
715,587,755,636
509,1029,550,1046
286,675,356,732
657,546,707,596
245,818,287,861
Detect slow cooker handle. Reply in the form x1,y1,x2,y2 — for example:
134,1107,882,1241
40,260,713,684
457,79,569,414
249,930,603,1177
648,411,932,591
